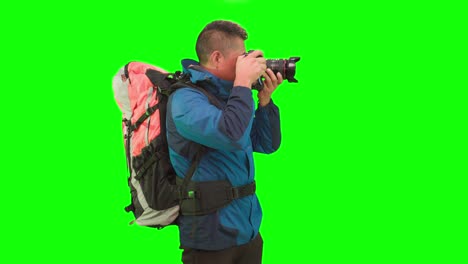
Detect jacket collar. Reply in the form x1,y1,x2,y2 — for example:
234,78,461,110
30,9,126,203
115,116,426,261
181,59,233,100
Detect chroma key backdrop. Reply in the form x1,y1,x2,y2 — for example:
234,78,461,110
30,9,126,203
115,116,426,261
0,0,464,263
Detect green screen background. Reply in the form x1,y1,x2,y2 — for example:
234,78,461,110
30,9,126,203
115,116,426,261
1,0,465,263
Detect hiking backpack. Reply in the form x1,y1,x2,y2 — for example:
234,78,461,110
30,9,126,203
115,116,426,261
112,61,257,228
112,62,187,228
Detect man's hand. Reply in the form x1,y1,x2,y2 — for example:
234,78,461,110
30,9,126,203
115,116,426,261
258,68,283,107
234,50,266,88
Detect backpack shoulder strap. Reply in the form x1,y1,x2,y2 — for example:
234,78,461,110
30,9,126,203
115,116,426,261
170,76,223,109
145,66,223,109
145,68,225,202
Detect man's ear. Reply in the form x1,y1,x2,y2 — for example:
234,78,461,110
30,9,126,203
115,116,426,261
209,50,223,68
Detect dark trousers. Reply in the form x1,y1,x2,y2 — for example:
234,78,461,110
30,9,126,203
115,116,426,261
181,233,263,264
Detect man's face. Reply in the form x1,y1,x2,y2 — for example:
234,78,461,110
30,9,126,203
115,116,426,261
217,37,246,82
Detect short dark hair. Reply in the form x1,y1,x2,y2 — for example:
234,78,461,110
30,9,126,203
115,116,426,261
196,20,248,64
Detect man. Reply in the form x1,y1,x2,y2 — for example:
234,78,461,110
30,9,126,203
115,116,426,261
166,20,283,264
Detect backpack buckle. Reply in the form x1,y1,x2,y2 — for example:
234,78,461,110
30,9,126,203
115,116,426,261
178,188,198,200
187,190,195,199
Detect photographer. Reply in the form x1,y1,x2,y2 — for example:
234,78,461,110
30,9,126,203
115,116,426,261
167,20,283,264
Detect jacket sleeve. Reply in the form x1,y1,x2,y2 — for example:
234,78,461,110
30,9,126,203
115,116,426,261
250,100,281,154
170,86,254,151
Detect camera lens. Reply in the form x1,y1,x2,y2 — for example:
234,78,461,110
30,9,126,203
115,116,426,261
266,57,300,83
250,54,300,90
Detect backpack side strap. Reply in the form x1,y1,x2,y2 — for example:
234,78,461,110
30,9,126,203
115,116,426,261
176,178,257,216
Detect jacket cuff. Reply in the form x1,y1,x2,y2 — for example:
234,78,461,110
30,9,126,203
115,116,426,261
232,86,253,97
257,98,275,109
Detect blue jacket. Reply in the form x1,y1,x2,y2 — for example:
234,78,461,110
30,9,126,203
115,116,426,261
166,60,281,250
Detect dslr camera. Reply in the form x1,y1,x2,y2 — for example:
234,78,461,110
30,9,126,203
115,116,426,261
245,50,300,90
